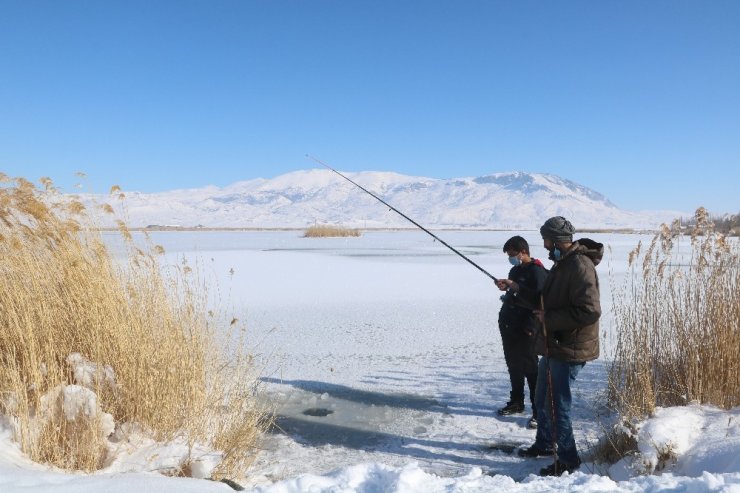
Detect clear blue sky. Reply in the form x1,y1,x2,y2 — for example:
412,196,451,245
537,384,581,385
1,1,738,213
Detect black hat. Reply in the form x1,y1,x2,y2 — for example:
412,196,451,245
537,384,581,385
540,216,575,242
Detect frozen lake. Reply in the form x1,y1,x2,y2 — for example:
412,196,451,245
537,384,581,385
136,229,648,360
119,229,654,482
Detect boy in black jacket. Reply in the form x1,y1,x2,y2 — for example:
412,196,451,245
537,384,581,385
495,236,547,428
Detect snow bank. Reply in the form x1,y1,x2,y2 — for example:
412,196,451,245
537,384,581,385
0,352,225,484
246,462,740,493
609,404,740,479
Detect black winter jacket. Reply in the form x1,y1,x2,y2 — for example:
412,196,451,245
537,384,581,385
498,259,548,336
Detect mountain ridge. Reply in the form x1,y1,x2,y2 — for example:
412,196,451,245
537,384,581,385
86,169,683,230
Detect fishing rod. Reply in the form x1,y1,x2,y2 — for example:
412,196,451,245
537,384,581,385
306,155,499,283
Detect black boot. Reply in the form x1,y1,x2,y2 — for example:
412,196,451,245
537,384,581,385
518,444,553,458
539,458,581,476
497,394,525,416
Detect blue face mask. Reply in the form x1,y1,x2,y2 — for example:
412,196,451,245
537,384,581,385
508,255,521,266
552,248,562,261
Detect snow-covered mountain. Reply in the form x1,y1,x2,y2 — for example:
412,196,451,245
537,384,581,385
90,170,682,230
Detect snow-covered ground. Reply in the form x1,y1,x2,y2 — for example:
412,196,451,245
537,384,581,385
1,230,738,492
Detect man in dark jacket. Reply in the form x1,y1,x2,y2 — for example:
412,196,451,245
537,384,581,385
495,236,547,429
498,216,603,476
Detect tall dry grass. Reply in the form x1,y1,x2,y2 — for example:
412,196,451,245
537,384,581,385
0,175,267,477
608,207,740,420
303,224,361,238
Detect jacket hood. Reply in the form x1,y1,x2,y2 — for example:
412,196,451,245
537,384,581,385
573,238,604,266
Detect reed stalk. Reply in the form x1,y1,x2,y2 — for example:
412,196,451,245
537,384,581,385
0,175,268,478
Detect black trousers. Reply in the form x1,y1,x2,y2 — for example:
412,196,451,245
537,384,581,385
500,327,538,412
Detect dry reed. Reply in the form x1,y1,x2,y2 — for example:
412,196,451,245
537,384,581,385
0,176,268,478
608,207,740,420
303,224,361,238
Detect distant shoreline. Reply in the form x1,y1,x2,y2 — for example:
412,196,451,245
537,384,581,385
100,226,656,234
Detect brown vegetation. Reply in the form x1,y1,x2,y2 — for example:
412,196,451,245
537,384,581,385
608,207,739,419
303,224,361,238
679,211,739,236
0,175,268,477
588,422,639,466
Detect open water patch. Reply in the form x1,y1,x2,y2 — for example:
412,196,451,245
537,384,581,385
302,407,334,417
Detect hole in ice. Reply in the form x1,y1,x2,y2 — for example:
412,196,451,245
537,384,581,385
302,407,334,417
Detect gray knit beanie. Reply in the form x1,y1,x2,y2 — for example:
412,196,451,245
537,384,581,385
540,216,575,242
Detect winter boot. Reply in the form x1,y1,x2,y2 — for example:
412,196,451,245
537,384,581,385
517,444,553,458
539,458,581,476
497,394,525,416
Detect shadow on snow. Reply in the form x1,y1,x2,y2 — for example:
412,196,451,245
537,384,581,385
260,377,445,412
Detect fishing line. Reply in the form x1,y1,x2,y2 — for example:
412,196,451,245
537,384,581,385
306,154,499,283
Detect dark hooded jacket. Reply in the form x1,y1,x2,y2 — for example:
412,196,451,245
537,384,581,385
498,259,547,336
519,238,603,362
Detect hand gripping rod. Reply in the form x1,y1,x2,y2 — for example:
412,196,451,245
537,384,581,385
306,155,499,283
